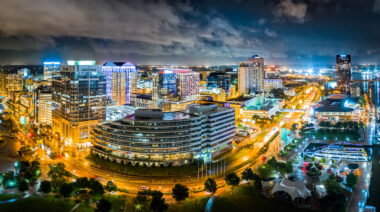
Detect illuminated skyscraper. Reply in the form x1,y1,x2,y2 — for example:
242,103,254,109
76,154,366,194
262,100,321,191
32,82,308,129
0,70,24,96
102,62,136,105
34,86,52,125
52,60,106,146
238,55,264,95
132,68,200,111
43,61,61,81
336,54,351,91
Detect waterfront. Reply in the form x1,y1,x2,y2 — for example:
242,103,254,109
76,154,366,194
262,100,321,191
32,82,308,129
352,72,380,209
368,146,380,209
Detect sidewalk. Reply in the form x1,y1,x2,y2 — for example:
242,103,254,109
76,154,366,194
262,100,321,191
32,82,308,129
347,162,371,212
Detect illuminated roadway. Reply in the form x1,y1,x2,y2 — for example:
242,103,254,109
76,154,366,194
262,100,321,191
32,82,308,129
2,84,322,200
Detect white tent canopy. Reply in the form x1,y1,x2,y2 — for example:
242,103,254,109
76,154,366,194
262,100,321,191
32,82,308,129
272,178,311,201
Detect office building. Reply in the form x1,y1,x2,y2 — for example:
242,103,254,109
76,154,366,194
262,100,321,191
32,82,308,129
33,86,52,125
132,68,200,111
238,55,264,95
336,55,351,92
313,94,360,122
52,60,106,146
350,83,361,97
91,104,235,166
43,61,61,81
0,70,24,96
264,78,283,93
102,62,136,105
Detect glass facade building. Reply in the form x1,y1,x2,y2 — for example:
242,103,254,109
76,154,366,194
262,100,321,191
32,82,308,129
52,61,106,146
336,54,351,92
102,62,136,105
91,104,235,166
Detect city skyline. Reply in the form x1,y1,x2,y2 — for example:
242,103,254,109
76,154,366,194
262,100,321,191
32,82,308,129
0,1,379,212
1,0,380,65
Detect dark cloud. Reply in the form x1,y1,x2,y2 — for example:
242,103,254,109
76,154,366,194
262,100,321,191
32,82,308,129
274,0,308,23
0,0,379,65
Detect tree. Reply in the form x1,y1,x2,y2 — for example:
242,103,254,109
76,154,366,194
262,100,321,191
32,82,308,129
18,180,29,192
134,191,149,212
150,190,168,212
241,168,254,182
257,165,273,179
38,180,51,195
252,173,262,191
321,174,346,212
105,180,117,193
96,199,112,212
204,178,217,194
74,177,90,189
51,176,66,191
270,88,286,99
291,123,298,132
324,174,344,196
346,173,358,189
225,172,240,188
59,182,74,198
2,171,17,188
48,163,71,179
171,184,189,203
89,178,105,196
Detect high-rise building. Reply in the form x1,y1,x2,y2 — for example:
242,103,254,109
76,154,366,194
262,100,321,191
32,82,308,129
264,78,283,93
102,62,137,105
52,60,106,146
336,55,351,91
238,55,264,95
178,72,200,101
43,61,61,81
0,70,24,96
132,68,200,111
33,86,52,125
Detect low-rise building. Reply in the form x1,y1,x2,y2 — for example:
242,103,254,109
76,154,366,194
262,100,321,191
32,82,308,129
264,78,283,93
91,104,235,166
313,94,360,122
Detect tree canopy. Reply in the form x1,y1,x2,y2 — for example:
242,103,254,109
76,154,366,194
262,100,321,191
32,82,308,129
241,168,254,182
204,178,218,194
171,184,189,203
225,172,240,187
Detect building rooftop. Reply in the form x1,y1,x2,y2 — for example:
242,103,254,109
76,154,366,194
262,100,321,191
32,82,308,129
121,104,233,121
314,95,358,113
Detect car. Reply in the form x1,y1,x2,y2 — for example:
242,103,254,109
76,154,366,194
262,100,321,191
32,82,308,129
141,186,150,190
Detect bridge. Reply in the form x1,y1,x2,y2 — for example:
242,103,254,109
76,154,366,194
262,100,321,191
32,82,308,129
351,79,380,82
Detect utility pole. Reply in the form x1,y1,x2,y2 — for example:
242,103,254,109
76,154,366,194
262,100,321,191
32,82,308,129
206,163,208,178
201,162,204,178
198,162,199,179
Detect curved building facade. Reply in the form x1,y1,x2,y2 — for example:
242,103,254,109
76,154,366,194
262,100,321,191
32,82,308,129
91,104,235,166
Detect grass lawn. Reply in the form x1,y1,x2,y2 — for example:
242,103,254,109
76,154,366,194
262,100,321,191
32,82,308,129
0,193,22,201
104,194,126,212
211,185,319,212
168,196,210,212
0,195,77,212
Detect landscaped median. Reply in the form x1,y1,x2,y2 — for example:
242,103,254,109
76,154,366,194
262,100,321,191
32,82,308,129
86,153,198,177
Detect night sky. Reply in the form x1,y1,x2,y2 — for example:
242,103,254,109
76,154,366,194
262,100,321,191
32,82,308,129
0,0,380,65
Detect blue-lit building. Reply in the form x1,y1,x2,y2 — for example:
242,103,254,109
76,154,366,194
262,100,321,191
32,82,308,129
43,61,61,81
102,62,137,105
336,54,351,92
52,60,106,146
207,72,232,94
